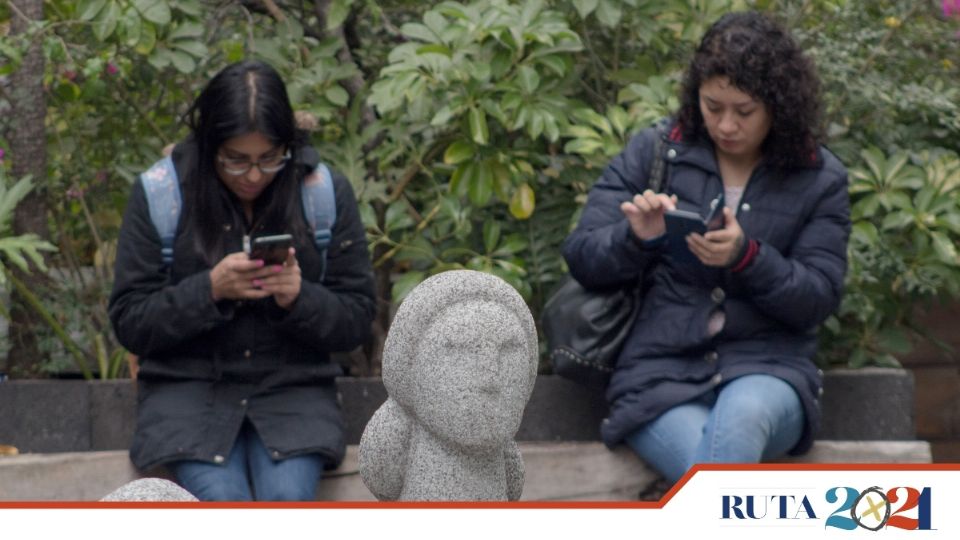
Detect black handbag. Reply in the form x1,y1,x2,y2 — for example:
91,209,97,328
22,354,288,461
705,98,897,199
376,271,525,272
542,124,668,387
542,276,643,388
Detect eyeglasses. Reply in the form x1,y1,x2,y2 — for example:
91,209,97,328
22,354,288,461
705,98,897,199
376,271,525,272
217,151,291,176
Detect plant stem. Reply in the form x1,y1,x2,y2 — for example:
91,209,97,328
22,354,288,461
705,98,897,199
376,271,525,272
2,267,93,379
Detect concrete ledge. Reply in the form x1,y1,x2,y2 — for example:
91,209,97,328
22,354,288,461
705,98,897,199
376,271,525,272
0,440,932,502
0,369,919,454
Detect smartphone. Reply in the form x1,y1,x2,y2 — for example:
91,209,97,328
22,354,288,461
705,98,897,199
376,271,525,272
249,234,293,265
663,194,725,264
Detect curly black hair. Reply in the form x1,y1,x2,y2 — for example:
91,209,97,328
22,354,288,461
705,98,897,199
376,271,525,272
676,11,823,171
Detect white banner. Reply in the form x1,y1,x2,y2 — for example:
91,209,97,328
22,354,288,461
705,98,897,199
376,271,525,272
2,465,957,539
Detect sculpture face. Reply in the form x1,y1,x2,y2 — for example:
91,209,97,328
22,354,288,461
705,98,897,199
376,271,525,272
411,300,530,448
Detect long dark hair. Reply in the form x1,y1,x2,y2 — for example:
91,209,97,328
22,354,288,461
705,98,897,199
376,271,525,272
676,11,822,170
181,60,306,264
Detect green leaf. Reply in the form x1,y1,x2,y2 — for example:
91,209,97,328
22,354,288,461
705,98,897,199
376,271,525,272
564,138,605,155
443,141,475,165
509,183,536,220
572,0,599,19
516,65,540,94
325,85,350,107
392,271,425,303
133,0,171,25
401,22,439,43
172,39,207,58
537,55,567,77
468,107,489,146
416,44,452,57
168,49,196,73
168,21,204,40
493,234,528,256
449,162,475,197
483,220,501,254
326,0,352,30
384,201,414,232
430,105,455,126
119,7,142,47
78,0,107,21
930,231,959,265
468,162,494,206
596,0,623,27
491,162,512,202
134,22,157,54
93,1,121,41
171,0,203,17
880,211,913,231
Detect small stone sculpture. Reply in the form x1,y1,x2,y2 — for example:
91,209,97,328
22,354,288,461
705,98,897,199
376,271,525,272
359,270,538,501
100,478,198,501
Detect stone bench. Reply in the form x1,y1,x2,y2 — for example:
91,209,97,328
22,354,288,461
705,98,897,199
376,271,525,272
0,369,930,500
0,440,932,501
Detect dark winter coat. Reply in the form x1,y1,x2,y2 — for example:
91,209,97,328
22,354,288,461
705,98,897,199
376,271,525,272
109,142,376,471
562,122,850,454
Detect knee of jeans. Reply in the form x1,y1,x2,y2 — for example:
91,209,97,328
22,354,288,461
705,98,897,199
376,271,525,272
181,479,252,502
255,482,318,502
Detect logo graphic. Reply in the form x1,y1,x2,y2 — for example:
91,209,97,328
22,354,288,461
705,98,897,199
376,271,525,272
721,485,932,531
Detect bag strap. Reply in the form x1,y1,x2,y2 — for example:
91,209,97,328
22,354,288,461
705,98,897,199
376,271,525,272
300,163,337,280
646,121,670,193
140,155,182,268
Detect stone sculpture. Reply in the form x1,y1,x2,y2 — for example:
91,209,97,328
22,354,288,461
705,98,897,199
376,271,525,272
359,270,538,501
100,478,198,501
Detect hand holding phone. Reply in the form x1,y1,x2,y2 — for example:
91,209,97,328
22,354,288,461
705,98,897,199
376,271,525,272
249,234,293,266
663,194,725,264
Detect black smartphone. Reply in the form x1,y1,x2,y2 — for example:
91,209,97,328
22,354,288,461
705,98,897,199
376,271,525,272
249,234,293,265
663,194,725,264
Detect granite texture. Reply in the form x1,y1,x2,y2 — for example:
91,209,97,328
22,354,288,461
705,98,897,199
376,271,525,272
359,270,538,501
100,478,197,501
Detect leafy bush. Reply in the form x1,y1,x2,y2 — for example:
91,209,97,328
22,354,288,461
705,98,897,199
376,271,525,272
2,0,958,374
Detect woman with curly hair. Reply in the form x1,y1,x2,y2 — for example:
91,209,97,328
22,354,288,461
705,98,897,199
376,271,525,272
562,11,850,486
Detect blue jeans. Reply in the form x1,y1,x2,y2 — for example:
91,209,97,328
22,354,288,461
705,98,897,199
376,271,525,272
170,422,324,501
625,374,804,484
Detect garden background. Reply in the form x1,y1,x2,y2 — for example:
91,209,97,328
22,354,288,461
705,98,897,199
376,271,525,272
1,0,960,455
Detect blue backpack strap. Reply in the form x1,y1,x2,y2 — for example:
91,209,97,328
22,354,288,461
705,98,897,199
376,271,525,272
300,163,336,280
140,155,182,268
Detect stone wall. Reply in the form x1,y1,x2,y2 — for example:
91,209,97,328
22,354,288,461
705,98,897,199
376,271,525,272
0,370,918,455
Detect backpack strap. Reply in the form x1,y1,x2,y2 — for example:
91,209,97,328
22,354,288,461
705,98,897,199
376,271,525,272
140,155,182,268
300,163,337,280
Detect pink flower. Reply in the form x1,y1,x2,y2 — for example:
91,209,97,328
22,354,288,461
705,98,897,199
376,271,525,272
0,148,5,162
945,0,960,18
105,63,118,76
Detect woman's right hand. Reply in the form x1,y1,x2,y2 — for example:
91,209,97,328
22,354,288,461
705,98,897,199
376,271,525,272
620,189,677,242
209,252,275,302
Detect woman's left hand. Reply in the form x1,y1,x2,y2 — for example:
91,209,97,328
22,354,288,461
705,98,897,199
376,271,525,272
686,207,745,267
256,247,302,310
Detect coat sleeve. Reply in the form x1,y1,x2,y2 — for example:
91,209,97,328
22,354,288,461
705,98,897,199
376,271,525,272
561,128,663,289
108,180,234,356
265,173,377,352
731,162,851,331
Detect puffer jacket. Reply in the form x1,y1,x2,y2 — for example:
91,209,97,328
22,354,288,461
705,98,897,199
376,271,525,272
562,121,850,454
109,141,376,470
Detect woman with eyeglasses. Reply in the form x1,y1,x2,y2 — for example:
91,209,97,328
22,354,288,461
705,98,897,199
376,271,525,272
109,60,376,501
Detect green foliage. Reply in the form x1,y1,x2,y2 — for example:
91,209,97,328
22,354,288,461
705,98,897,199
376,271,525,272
2,0,959,374
0,173,58,281
819,148,960,368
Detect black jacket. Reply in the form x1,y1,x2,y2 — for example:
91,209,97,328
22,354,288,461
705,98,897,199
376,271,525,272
109,142,376,470
563,122,850,454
